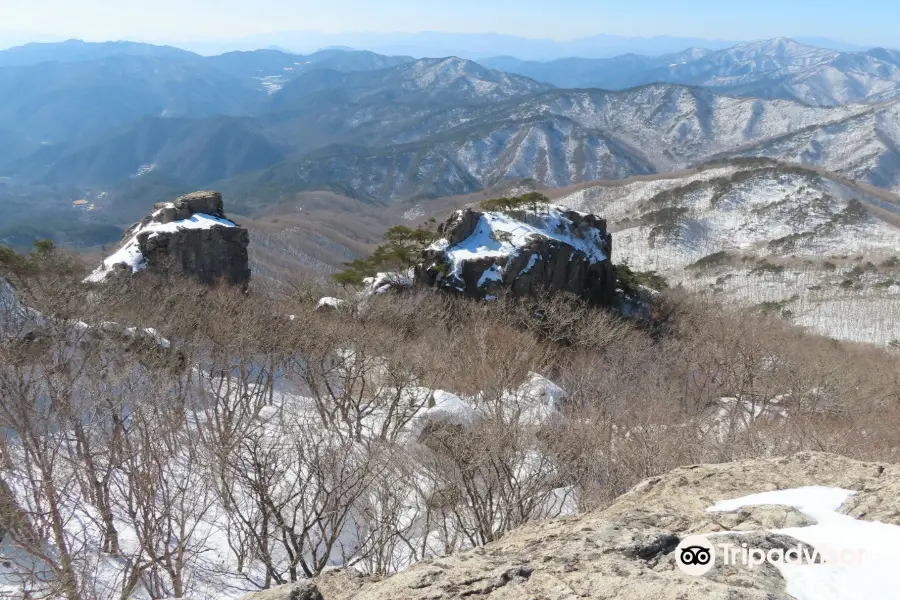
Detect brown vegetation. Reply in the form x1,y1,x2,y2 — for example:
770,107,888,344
1,249,899,598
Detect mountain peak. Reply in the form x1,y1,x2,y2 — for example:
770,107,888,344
732,37,832,56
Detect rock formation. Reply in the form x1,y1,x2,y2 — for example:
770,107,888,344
85,191,250,287
415,206,616,305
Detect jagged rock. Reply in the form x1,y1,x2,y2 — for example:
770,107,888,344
416,206,616,305
85,191,250,287
0,278,42,336
240,581,324,600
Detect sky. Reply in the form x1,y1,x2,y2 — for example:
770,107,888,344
0,0,896,47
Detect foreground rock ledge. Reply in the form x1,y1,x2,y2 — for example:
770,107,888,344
242,452,898,600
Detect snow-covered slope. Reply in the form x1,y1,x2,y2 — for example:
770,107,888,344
0,365,569,600
484,38,900,107
261,86,900,202
271,56,553,112
661,39,900,106
556,160,900,346
394,57,552,101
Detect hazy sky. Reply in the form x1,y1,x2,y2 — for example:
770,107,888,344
0,0,895,45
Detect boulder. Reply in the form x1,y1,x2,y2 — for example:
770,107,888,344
315,297,348,312
416,206,616,306
174,190,224,218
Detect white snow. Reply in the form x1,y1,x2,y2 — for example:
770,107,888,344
409,390,475,440
433,205,608,284
556,163,900,346
708,486,900,600
254,75,285,94
362,271,413,296
508,373,567,424
85,213,237,283
708,486,854,515
316,297,347,310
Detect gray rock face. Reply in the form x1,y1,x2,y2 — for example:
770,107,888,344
137,226,250,286
416,207,616,306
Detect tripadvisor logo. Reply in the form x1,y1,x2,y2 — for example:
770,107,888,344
675,534,867,576
676,536,716,576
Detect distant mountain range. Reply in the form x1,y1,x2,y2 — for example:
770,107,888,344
2,37,900,249
216,84,900,207
480,38,900,105
165,31,873,60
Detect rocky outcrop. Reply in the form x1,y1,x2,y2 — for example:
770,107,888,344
415,206,616,306
85,191,250,287
149,190,225,224
302,452,898,599
0,277,42,335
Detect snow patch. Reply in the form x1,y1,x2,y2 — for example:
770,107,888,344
316,297,347,310
708,486,900,600
433,205,608,285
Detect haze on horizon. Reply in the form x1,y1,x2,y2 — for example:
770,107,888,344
0,0,895,48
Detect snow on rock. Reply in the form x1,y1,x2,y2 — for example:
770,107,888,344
507,372,567,424
86,213,238,283
416,205,616,305
85,191,250,286
315,297,347,311
708,486,855,515
707,486,900,600
362,271,413,297
409,390,475,441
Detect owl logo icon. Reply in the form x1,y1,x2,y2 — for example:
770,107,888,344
676,536,716,576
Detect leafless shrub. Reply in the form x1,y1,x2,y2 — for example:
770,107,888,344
2,251,900,597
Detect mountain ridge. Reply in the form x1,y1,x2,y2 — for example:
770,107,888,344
479,37,900,106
